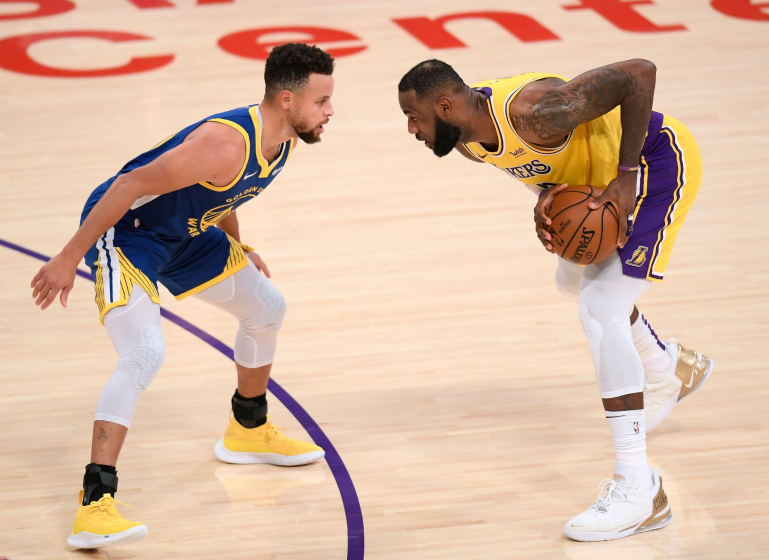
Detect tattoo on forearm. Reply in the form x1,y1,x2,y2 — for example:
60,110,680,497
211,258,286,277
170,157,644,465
98,428,108,443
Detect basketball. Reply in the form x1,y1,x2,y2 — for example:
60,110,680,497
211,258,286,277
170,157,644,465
545,185,620,265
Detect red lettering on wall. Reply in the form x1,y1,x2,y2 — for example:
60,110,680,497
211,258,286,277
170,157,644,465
393,11,560,48
564,0,686,32
0,0,74,20
125,0,174,8
218,26,366,60
711,0,769,21
0,31,174,78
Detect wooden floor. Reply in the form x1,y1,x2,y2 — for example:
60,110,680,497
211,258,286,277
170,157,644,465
2,1,769,558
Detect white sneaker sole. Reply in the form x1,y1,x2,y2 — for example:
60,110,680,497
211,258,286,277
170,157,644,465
564,511,672,542
67,524,148,549
214,439,325,466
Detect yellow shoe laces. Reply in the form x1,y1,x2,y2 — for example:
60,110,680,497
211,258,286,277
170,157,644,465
91,495,135,521
263,416,287,441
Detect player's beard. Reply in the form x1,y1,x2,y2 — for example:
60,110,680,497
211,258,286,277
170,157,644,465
291,110,322,144
431,115,462,157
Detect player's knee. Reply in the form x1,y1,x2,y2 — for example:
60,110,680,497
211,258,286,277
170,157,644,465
130,326,165,390
254,280,287,333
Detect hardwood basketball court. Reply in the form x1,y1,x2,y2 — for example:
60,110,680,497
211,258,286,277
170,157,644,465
1,1,768,558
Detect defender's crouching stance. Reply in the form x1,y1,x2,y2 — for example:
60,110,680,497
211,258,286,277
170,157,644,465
31,43,334,549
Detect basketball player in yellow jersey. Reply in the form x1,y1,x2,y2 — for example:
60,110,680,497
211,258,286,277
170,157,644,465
397,60,713,542
30,43,333,549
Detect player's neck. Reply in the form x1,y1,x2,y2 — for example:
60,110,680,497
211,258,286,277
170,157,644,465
258,99,296,152
460,89,498,145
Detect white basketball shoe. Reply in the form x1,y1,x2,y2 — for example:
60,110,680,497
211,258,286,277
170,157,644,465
564,464,672,542
645,339,714,432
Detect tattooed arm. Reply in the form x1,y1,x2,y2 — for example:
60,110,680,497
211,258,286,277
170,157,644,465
519,59,657,247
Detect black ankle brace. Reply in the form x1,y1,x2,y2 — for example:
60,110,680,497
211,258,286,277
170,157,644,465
82,463,118,506
232,390,268,429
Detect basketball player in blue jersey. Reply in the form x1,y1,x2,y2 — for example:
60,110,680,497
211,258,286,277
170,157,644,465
30,43,334,549
397,60,713,542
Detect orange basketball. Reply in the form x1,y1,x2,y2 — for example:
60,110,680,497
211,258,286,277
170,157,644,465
544,185,620,265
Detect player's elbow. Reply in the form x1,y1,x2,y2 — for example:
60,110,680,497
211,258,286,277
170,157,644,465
110,171,147,199
629,59,656,80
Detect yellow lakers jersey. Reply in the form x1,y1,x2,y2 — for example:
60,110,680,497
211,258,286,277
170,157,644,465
463,73,623,194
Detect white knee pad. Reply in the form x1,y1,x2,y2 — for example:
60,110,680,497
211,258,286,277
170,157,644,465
133,326,165,390
234,275,286,368
194,263,286,369
96,286,164,427
578,254,650,399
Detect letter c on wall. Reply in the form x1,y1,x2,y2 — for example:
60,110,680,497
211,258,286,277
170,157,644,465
0,30,174,78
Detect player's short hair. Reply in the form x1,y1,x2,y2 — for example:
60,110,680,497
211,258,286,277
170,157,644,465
264,43,335,98
398,59,466,99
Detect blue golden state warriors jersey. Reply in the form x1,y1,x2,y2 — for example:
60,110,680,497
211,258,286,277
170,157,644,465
82,104,295,239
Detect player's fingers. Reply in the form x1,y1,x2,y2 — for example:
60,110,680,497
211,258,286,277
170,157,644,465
617,211,628,246
259,260,271,278
60,284,73,308
588,194,609,210
31,269,44,288
34,282,52,307
40,285,60,310
536,226,551,241
32,277,47,298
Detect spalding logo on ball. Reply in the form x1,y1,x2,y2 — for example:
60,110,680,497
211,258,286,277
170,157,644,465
545,185,620,265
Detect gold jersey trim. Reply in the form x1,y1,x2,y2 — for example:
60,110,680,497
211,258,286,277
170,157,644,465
198,118,251,192
249,105,288,178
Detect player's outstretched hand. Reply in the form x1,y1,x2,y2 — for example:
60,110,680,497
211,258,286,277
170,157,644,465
589,173,636,248
247,251,271,278
31,252,77,310
534,183,569,253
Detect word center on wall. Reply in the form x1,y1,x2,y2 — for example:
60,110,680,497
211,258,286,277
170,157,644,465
0,0,767,78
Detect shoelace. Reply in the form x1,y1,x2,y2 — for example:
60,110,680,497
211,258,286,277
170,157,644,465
263,416,286,440
593,479,628,513
92,496,135,520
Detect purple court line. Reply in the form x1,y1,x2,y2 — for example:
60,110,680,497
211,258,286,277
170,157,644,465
1,237,365,560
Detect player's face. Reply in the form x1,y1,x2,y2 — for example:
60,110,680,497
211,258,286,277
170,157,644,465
290,73,335,144
398,90,462,158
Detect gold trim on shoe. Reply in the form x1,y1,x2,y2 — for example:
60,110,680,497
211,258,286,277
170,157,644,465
673,340,713,401
638,476,671,530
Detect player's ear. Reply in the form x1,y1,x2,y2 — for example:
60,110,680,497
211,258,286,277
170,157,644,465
436,96,453,117
279,90,293,110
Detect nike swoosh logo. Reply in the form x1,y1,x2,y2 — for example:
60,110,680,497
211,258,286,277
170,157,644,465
684,370,695,388
243,171,258,180
478,153,487,159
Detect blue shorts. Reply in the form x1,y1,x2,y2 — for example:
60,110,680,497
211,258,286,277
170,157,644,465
83,210,249,324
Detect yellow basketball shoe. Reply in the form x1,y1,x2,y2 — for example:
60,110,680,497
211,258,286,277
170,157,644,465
67,491,147,549
215,416,325,466
645,339,714,431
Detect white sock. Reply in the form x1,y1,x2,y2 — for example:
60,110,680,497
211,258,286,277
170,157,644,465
606,409,653,491
631,314,671,373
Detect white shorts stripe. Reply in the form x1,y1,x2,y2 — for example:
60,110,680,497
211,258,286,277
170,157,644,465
97,227,121,304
